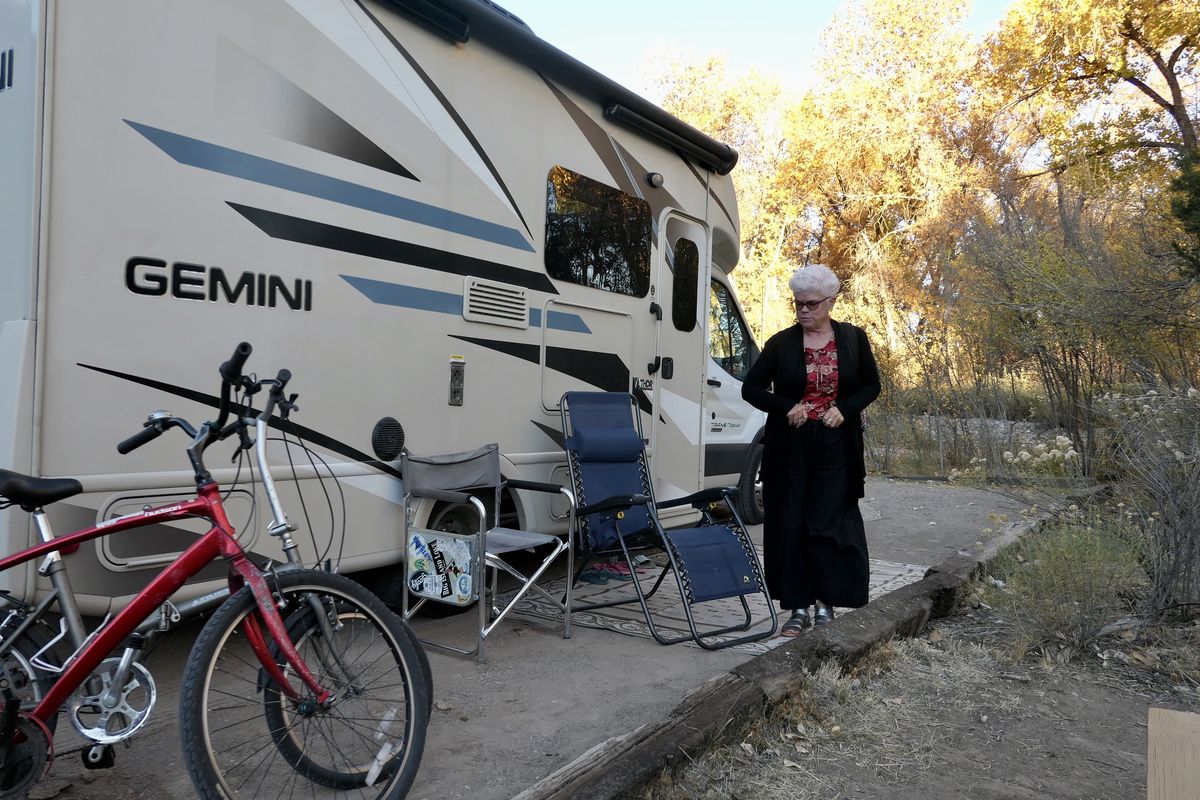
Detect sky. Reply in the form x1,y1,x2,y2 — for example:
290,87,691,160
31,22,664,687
497,0,1018,98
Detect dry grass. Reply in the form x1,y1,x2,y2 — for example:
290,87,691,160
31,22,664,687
630,638,1015,800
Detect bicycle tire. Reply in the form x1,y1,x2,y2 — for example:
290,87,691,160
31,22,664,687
179,570,428,799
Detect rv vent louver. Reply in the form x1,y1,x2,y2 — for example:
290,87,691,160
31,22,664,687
463,277,528,329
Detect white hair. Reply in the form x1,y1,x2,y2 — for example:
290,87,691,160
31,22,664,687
788,264,841,297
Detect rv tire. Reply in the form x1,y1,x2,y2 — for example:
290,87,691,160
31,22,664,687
736,442,764,525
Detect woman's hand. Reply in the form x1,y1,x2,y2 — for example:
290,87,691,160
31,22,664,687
786,403,808,428
821,406,845,428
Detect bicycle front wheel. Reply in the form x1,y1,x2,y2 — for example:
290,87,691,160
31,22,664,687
180,570,428,800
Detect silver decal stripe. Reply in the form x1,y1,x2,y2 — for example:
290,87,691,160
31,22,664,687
342,275,590,332
125,119,534,252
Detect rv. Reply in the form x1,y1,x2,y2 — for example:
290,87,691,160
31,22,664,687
0,0,766,615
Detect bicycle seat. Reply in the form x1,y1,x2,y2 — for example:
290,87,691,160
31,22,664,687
0,469,84,511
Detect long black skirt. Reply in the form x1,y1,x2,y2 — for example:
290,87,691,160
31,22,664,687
761,422,870,611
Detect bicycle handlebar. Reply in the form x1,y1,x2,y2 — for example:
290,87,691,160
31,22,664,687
219,342,253,385
116,424,165,455
116,342,295,465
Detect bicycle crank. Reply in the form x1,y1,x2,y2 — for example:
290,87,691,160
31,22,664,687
67,658,156,744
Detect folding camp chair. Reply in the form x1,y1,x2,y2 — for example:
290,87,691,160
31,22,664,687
401,443,574,663
560,392,777,650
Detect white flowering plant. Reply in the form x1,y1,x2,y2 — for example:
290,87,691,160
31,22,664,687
1091,387,1200,615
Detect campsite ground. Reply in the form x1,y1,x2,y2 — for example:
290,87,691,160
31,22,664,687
632,603,1200,800
27,478,1198,800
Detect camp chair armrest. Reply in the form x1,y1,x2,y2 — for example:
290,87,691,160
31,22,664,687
656,486,734,511
410,487,477,506
506,478,565,495
576,493,649,517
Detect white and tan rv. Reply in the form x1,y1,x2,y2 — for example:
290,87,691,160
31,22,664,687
0,0,766,614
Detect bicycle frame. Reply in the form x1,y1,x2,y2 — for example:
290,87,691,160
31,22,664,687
0,480,330,729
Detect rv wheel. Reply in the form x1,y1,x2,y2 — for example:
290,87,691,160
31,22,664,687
736,443,765,525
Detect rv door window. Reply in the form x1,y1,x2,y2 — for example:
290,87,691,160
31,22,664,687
545,166,651,297
709,279,754,380
671,238,699,332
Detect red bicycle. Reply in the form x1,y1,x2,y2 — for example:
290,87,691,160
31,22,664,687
0,343,428,799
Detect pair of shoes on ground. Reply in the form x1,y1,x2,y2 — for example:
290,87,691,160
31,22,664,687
780,604,836,637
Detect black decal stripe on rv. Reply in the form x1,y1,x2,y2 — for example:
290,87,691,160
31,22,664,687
78,364,402,480
449,336,540,364
532,421,565,449
448,336,630,393
352,0,534,241
228,204,558,295
704,443,751,477
683,159,737,231
632,387,653,416
545,347,628,393
542,79,639,198
218,38,418,181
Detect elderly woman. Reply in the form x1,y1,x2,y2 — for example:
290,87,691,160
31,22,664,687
741,264,880,636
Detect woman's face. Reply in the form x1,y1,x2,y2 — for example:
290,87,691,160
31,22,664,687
793,290,836,330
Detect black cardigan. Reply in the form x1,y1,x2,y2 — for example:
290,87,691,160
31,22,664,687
741,320,881,500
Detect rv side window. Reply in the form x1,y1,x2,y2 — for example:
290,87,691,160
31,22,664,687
545,166,651,297
709,279,754,380
671,238,699,332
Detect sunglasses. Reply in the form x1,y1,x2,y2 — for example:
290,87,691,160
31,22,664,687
793,296,835,311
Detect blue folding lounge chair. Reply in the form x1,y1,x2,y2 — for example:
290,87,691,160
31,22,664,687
560,392,777,650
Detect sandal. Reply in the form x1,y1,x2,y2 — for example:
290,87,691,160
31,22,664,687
780,610,811,637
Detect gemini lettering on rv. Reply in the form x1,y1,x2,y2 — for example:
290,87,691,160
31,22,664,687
125,257,313,311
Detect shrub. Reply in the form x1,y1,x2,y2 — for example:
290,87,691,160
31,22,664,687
1092,388,1200,615
983,510,1148,658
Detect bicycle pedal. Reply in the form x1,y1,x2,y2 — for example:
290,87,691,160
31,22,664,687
82,744,115,770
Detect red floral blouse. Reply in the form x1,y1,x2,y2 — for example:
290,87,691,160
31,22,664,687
802,338,839,420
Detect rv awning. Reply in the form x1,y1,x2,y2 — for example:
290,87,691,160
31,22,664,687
378,0,740,175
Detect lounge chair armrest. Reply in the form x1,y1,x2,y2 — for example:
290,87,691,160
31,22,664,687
656,486,733,511
576,493,649,517
506,478,564,494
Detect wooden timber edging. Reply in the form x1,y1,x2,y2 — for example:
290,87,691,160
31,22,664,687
511,515,1046,800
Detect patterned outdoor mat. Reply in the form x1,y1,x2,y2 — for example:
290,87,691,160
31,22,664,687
500,550,928,656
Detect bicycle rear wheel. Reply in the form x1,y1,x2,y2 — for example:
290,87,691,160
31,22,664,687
179,570,428,799
0,618,61,734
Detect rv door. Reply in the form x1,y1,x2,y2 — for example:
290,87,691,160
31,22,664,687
649,213,709,505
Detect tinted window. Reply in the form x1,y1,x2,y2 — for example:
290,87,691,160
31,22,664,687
709,279,755,380
545,166,651,297
671,238,699,332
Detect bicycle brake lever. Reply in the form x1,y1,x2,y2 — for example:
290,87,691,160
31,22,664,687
279,393,300,419
233,422,254,458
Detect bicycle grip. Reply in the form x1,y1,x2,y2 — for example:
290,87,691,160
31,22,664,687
117,425,164,455
219,342,253,384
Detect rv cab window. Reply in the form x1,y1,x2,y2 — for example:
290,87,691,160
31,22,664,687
709,279,755,380
545,166,651,297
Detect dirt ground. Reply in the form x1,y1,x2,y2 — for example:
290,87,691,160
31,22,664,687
634,606,1200,800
